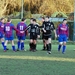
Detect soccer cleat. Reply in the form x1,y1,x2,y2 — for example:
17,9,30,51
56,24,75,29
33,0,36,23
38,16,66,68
4,50,7,52
6,48,9,50
29,48,32,51
17,49,20,51
47,51,51,54
13,50,17,52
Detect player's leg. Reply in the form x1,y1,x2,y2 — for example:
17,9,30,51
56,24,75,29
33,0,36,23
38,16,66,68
46,38,52,54
62,42,66,54
33,40,37,51
21,40,24,50
17,36,21,51
4,40,8,52
1,38,5,49
29,39,33,51
62,35,67,54
58,35,63,51
42,39,47,50
11,40,16,51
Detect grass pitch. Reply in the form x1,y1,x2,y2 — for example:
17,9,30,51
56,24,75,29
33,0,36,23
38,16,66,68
0,44,75,75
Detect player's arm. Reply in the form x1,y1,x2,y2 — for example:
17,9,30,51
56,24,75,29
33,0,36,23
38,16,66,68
52,22,57,38
37,25,40,38
66,26,69,38
12,24,19,32
42,23,46,33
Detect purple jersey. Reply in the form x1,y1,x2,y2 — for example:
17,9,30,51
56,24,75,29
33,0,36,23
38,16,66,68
4,23,18,37
0,22,4,34
17,22,27,36
58,24,69,37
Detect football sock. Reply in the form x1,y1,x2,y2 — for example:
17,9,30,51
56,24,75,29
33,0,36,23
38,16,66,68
2,42,4,48
4,46,6,50
12,46,15,51
17,41,20,49
34,44,36,50
62,45,66,53
21,42,24,50
58,44,62,51
29,43,32,49
46,44,49,51
49,43,51,51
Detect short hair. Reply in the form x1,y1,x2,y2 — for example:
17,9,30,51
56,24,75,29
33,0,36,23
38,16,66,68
30,18,33,20
7,18,11,22
45,16,49,19
21,18,26,21
63,19,67,21
33,18,36,22
41,17,45,20
0,18,4,21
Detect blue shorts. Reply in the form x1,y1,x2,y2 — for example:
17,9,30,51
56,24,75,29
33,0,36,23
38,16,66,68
5,36,14,41
17,36,26,40
0,32,4,39
58,34,67,42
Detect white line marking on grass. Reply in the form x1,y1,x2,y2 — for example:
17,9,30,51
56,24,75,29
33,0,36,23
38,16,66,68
0,55,75,62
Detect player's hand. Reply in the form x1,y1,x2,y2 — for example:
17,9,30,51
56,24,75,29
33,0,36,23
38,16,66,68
38,35,40,38
43,30,46,33
58,35,59,37
55,34,57,38
20,31,24,33
28,33,30,36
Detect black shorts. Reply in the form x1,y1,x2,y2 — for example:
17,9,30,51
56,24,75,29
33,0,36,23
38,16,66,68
30,35,37,40
42,34,45,39
44,35,52,40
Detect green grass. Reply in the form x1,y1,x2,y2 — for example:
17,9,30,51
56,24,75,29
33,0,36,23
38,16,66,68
0,44,75,75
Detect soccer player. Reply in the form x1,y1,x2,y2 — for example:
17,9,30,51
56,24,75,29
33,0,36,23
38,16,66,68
4,18,18,52
41,17,47,51
0,18,5,49
26,18,40,52
16,18,27,51
0,18,9,50
57,19,69,54
42,16,57,54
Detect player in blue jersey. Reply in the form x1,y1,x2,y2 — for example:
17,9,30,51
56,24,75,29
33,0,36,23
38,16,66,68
0,18,5,49
57,19,69,54
4,18,19,52
0,18,9,50
16,18,27,51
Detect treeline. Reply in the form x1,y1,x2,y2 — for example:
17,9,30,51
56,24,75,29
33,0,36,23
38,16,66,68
0,0,74,17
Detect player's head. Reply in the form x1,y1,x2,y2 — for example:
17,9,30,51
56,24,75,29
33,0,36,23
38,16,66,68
21,18,26,22
45,16,49,22
0,18,5,23
63,19,67,24
33,18,36,24
7,18,12,23
30,18,33,24
41,17,45,22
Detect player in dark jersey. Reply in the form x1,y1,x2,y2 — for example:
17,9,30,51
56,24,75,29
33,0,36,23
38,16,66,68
16,18,27,51
42,16,57,54
26,18,40,52
41,17,47,51
4,18,19,52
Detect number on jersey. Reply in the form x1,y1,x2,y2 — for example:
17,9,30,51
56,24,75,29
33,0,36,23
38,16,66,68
6,26,10,31
20,26,23,30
